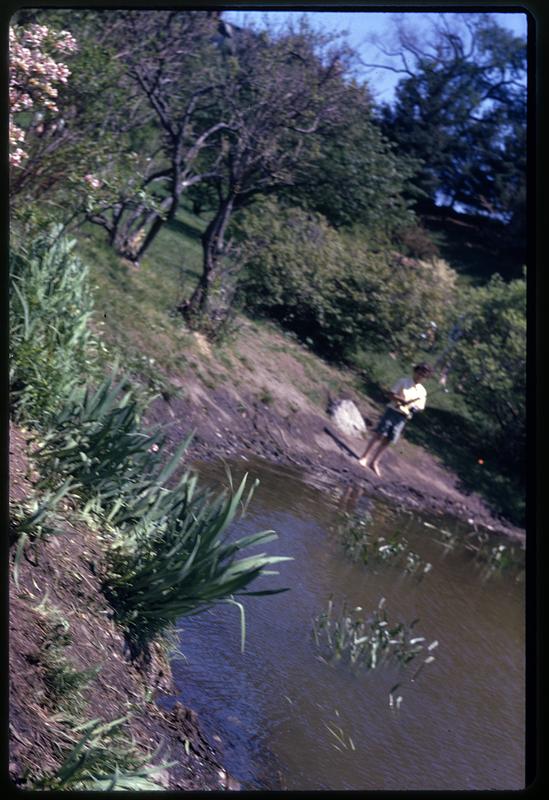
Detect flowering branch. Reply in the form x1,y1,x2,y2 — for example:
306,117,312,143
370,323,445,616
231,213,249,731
9,24,77,167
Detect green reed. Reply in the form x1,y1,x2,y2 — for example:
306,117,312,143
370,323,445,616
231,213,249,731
339,512,432,578
10,225,100,426
312,596,438,675
424,520,525,580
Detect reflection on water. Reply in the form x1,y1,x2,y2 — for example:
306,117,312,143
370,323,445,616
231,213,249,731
165,456,525,790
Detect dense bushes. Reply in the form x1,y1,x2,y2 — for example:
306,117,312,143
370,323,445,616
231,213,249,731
450,273,526,467
235,199,458,362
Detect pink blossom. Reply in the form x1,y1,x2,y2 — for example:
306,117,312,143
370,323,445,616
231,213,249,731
9,23,77,168
84,174,102,190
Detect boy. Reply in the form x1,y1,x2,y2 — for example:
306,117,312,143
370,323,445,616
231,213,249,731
359,363,431,477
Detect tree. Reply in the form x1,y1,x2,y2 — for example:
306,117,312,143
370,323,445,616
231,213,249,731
12,10,231,259
369,14,526,223
178,18,365,329
279,79,419,235
68,11,227,263
9,10,144,233
9,22,77,181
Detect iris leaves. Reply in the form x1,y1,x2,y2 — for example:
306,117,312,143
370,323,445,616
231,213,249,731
35,372,291,648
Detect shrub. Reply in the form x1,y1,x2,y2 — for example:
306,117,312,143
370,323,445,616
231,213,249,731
235,200,347,351
450,273,526,467
236,200,458,362
10,224,98,425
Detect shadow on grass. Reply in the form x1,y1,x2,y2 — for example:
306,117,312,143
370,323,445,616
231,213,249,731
407,408,524,528
361,375,524,527
166,216,203,242
106,263,132,290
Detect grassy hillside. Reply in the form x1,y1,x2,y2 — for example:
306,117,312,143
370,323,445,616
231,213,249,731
76,201,524,527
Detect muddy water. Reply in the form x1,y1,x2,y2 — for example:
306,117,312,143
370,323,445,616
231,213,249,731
167,456,525,791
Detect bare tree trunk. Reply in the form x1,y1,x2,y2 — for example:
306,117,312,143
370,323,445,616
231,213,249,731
133,194,179,262
107,167,216,263
180,195,235,320
108,196,171,262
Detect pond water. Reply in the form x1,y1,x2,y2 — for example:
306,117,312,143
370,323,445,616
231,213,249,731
165,456,525,791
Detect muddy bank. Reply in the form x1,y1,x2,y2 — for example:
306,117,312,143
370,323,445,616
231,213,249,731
148,377,525,544
9,423,236,791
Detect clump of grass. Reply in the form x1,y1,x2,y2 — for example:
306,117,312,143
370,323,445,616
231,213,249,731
10,224,100,426
32,600,101,718
258,387,274,405
34,370,169,514
125,352,182,401
339,512,432,578
312,596,439,677
10,481,75,588
17,598,172,790
10,480,73,547
29,717,170,791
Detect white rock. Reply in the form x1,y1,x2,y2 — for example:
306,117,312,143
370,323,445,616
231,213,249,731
329,399,367,438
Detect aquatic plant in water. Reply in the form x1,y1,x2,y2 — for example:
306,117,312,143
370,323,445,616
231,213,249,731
339,512,432,578
312,596,438,677
322,709,356,753
424,521,524,580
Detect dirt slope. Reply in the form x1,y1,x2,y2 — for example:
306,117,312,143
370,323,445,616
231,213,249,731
145,325,525,544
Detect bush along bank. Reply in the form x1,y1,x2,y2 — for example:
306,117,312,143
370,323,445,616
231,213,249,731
9,228,290,789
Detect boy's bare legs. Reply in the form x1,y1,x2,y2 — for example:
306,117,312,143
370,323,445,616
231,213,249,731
358,433,383,467
369,439,390,477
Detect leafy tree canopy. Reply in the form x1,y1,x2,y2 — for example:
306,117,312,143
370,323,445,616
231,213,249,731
281,79,420,234
372,14,526,225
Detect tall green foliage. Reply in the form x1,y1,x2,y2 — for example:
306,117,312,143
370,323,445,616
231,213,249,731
35,374,290,648
9,225,99,424
450,273,526,466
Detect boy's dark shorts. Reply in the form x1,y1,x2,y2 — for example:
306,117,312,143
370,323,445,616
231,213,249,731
375,407,408,444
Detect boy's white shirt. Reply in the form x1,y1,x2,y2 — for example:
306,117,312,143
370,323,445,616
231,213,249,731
389,377,427,418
